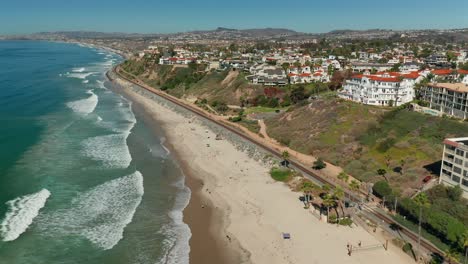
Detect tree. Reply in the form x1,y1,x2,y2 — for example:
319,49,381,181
413,192,430,258
390,63,401,72
377,168,388,181
337,172,349,183
373,180,392,198
281,150,290,164
446,51,457,62
349,180,361,192
290,86,307,104
447,185,463,202
333,187,345,218
313,158,327,170
322,193,337,222
444,249,460,264
459,62,468,71
327,64,334,76
281,62,290,72
399,159,406,175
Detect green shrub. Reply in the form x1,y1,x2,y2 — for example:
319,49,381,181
270,167,292,182
373,181,393,198
313,158,326,170
338,218,353,226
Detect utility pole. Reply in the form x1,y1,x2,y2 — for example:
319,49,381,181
417,206,422,260
394,197,398,213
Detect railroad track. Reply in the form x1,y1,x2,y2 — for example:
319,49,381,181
362,205,444,256
110,66,445,258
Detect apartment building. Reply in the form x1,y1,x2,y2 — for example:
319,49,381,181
440,137,468,197
339,71,418,106
419,83,468,119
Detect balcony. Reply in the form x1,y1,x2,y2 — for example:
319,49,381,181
443,165,453,171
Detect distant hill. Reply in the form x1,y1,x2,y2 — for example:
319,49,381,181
2,27,467,42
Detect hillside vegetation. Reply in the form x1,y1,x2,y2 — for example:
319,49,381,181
121,60,258,105
266,97,468,194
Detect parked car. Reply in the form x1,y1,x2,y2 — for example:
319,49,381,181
423,175,432,183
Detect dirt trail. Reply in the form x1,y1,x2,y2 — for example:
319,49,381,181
221,70,239,86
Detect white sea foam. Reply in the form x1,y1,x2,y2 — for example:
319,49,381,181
96,80,106,89
82,133,132,168
0,189,51,242
66,72,97,79
66,90,98,115
96,96,136,134
72,67,86,73
40,172,143,250
82,80,89,84
159,176,191,264
75,172,143,249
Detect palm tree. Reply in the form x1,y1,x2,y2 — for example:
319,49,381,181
322,193,337,223
349,180,361,192
281,150,290,167
333,187,345,219
445,249,460,264
301,181,315,208
414,192,430,259
377,168,388,182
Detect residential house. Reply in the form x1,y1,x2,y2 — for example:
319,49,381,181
248,64,287,86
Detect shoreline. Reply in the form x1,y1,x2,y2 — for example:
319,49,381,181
109,71,414,264
124,91,238,264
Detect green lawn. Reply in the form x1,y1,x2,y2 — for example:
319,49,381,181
270,167,292,182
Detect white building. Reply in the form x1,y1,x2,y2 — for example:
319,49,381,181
248,64,287,86
440,137,468,197
339,71,419,106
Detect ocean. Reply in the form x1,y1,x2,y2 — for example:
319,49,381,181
0,41,191,264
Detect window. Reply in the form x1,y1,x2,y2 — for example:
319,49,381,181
455,158,463,165
464,170,468,177
452,175,461,183
456,149,464,156
454,166,462,174
463,179,468,187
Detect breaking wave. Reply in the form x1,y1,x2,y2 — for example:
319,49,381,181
0,189,51,242
72,67,86,73
66,90,98,115
40,172,144,250
82,133,132,168
66,72,97,79
158,176,191,264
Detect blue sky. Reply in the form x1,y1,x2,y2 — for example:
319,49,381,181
2,0,468,34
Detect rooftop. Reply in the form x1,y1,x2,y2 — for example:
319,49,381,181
429,83,468,93
444,137,468,149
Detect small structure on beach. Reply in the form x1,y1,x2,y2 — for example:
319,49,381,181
282,233,291,239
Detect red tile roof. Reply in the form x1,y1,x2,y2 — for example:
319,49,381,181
431,69,453,75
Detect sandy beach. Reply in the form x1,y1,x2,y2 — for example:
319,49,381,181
113,76,414,264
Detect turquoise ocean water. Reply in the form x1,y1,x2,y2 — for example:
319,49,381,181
0,41,190,264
